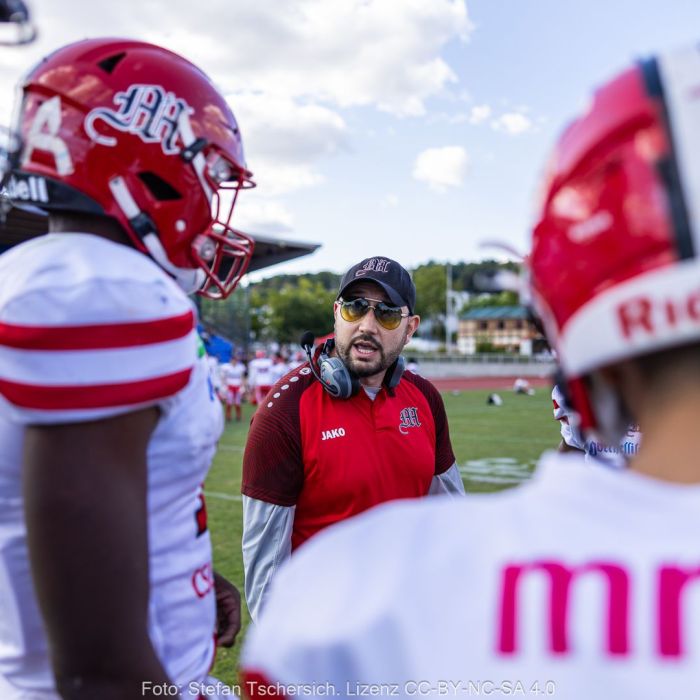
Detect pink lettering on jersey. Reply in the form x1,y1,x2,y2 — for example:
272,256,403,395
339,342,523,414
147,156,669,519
658,565,700,656
498,560,629,655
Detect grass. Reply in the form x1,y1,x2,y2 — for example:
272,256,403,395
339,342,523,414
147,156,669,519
206,386,558,683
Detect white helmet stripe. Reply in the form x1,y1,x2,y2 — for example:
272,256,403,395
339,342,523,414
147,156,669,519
177,111,212,199
109,175,205,294
558,257,700,377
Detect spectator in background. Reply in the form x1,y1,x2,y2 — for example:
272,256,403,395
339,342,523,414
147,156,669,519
406,356,420,374
240,256,464,621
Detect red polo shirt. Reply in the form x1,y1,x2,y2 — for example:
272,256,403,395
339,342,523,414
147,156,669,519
242,363,455,550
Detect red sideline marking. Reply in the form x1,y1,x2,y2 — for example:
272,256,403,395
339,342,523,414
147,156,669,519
0,310,194,350
430,375,551,392
0,369,192,410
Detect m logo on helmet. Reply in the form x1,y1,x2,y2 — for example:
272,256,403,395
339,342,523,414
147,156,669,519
84,84,191,155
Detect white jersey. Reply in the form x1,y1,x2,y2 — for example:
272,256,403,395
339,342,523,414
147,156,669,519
242,452,700,698
268,361,289,385
248,357,273,388
0,233,223,699
207,355,222,391
552,385,641,467
219,361,246,388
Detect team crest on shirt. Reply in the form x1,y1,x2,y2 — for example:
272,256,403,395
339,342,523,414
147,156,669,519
398,406,421,434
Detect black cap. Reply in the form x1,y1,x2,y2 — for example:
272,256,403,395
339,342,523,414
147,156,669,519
337,257,416,314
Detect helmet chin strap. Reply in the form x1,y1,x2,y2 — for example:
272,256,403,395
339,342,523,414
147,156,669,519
109,175,205,294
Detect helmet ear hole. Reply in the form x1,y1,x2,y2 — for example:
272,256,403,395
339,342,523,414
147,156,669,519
138,172,182,201
97,52,126,74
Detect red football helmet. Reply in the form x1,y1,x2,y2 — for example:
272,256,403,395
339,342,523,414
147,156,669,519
530,45,700,442
9,37,254,298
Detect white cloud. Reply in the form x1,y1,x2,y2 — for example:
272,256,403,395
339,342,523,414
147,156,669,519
235,199,295,235
0,1,475,121
491,112,533,135
383,193,400,207
228,92,347,195
413,146,468,192
469,104,491,124
0,0,474,205
138,0,474,116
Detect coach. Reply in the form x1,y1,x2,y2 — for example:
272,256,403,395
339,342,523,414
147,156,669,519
241,256,464,620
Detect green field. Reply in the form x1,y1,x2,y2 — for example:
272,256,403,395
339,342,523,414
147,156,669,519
206,387,558,683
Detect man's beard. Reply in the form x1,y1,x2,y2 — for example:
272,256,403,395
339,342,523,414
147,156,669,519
336,332,406,378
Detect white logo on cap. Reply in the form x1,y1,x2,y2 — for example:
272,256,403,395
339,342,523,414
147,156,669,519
355,258,391,277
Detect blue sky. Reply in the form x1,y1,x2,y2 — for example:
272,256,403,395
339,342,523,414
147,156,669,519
2,0,700,280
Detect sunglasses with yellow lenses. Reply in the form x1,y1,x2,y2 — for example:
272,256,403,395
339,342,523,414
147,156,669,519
338,297,409,330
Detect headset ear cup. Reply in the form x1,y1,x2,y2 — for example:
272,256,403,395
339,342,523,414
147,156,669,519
318,355,359,399
383,356,405,390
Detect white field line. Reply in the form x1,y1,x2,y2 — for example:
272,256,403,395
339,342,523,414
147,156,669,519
204,490,243,502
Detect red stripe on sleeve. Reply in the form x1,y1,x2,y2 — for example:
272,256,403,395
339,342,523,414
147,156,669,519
0,369,192,410
0,310,194,350
240,671,286,698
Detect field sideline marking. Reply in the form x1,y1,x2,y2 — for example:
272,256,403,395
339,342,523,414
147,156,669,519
205,490,242,502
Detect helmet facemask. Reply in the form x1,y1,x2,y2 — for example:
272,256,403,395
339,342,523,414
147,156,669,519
190,149,255,299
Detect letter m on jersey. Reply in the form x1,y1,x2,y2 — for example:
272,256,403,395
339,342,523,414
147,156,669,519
497,560,630,656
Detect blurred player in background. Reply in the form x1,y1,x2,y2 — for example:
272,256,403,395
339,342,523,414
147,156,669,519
552,383,641,467
0,38,253,699
241,45,700,697
269,352,290,386
247,349,273,405
219,352,247,422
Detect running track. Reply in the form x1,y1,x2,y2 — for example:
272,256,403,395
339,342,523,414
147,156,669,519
429,375,553,391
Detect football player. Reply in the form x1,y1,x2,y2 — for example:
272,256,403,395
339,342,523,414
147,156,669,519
552,383,641,467
0,38,253,699
247,349,274,405
219,352,247,422
241,44,700,697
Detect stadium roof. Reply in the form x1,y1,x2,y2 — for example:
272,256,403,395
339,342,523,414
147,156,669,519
0,205,320,272
460,305,530,320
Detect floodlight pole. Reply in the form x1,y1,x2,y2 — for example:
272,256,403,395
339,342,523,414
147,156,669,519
446,263,452,355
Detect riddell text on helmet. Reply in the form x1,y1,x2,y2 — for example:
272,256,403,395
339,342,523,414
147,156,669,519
617,290,700,339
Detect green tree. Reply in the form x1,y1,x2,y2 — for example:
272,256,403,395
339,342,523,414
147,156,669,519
265,278,336,342
462,290,519,310
412,263,447,318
